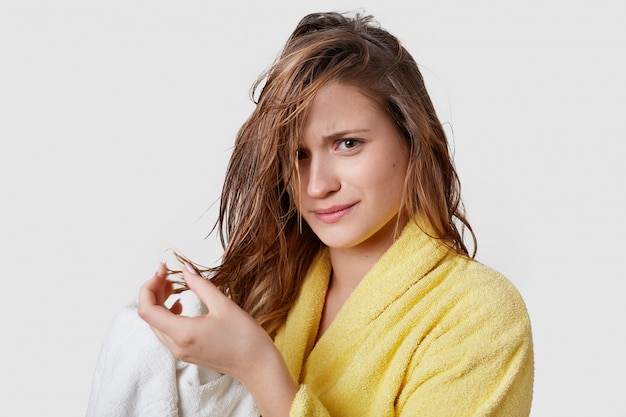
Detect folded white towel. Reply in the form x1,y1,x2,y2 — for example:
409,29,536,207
86,292,259,417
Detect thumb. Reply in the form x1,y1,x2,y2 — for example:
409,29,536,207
181,261,226,308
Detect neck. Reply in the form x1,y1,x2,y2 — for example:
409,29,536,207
328,215,408,290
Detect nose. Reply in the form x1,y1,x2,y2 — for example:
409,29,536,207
304,155,340,198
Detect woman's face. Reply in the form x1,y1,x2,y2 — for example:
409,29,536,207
297,82,409,254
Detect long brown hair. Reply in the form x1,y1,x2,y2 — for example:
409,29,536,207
206,11,475,336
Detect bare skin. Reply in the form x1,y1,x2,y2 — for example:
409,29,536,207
299,82,409,341
138,263,298,417
137,81,409,415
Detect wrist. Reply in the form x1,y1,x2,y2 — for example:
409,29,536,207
241,344,298,417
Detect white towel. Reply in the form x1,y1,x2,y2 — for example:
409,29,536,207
86,291,259,417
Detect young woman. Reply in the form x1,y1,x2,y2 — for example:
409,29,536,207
138,11,534,417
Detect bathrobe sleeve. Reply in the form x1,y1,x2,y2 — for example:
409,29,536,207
394,269,534,417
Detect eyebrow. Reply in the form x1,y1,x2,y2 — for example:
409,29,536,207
321,129,370,142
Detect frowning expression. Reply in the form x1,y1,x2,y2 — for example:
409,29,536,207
297,82,409,254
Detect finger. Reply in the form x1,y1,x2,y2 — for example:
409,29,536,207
181,262,227,308
169,298,183,315
138,292,194,337
138,271,189,333
142,264,169,291
140,266,173,305
156,262,168,278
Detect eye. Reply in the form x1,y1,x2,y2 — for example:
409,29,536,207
297,149,309,160
337,139,360,151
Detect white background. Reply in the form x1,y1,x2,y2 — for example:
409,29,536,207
1,1,624,416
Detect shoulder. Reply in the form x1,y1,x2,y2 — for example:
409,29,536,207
431,253,532,337
399,255,534,415
455,256,527,308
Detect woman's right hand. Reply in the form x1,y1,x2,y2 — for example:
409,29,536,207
137,262,298,417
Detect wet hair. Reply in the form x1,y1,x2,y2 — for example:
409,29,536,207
206,11,475,336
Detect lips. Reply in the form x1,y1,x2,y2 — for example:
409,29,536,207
313,203,356,224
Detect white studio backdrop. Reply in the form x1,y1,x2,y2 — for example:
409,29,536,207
1,1,624,416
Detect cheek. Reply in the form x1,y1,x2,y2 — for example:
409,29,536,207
370,158,406,189
375,162,408,209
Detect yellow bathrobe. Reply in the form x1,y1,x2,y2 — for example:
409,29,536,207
274,220,534,416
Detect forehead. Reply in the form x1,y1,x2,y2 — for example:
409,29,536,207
301,82,388,143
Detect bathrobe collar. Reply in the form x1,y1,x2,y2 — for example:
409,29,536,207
275,219,452,383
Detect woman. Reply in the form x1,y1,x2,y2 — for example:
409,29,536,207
138,11,534,417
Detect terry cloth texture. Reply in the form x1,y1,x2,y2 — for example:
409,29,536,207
274,219,534,417
86,291,259,417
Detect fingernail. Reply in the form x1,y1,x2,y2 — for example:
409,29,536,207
184,262,197,275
